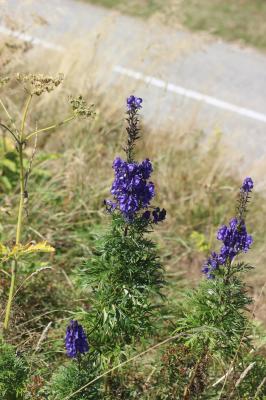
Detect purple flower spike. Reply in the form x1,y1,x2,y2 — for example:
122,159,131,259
108,157,156,221
127,95,143,111
65,320,89,358
202,178,255,278
242,177,254,193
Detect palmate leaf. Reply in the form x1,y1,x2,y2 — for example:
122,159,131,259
0,241,55,262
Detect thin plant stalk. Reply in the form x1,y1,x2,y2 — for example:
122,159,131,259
4,94,32,330
2,89,82,330
0,98,18,135
26,115,75,141
2,130,7,152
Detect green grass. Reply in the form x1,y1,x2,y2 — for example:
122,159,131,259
87,0,163,18
84,0,266,51
182,0,266,51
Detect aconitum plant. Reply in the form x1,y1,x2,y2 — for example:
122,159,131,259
202,177,253,279
173,178,256,398
80,95,166,360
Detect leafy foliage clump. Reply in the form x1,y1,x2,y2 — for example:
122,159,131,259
0,340,29,399
150,344,208,399
233,353,266,399
80,213,164,354
48,355,101,400
177,267,252,361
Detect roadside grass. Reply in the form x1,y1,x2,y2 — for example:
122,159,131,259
181,0,266,51
1,73,266,328
1,34,266,323
83,0,266,51
1,35,266,393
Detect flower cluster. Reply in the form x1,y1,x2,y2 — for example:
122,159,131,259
241,177,253,193
202,178,254,278
143,207,166,224
106,157,155,221
127,95,142,111
105,96,166,224
217,218,253,260
65,320,89,358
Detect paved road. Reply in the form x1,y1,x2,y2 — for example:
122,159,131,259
1,0,266,184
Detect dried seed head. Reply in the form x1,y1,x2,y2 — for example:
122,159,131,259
69,95,94,118
16,73,64,95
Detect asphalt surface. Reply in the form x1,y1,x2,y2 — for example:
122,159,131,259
1,0,266,184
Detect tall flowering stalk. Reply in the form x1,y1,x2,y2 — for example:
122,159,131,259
202,177,254,280
80,96,166,361
0,74,93,331
172,178,256,399
49,96,166,398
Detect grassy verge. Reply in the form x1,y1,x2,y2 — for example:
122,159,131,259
84,0,266,51
1,34,266,396
1,33,266,331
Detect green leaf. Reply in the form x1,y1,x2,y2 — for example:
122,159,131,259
0,176,12,191
1,158,17,172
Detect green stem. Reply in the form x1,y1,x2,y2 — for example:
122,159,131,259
26,115,75,140
20,95,32,140
2,129,7,152
0,123,19,144
15,94,31,244
3,95,31,331
3,261,16,330
16,144,25,244
0,98,18,135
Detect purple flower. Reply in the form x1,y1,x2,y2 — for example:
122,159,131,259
108,157,156,220
241,177,254,193
202,252,221,277
152,207,167,224
229,218,238,230
127,95,143,111
104,199,117,213
202,218,253,277
106,156,166,223
139,159,153,179
142,210,151,220
65,320,89,358
217,225,227,241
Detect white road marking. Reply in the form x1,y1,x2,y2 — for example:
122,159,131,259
113,65,266,124
1,24,265,124
0,25,64,51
